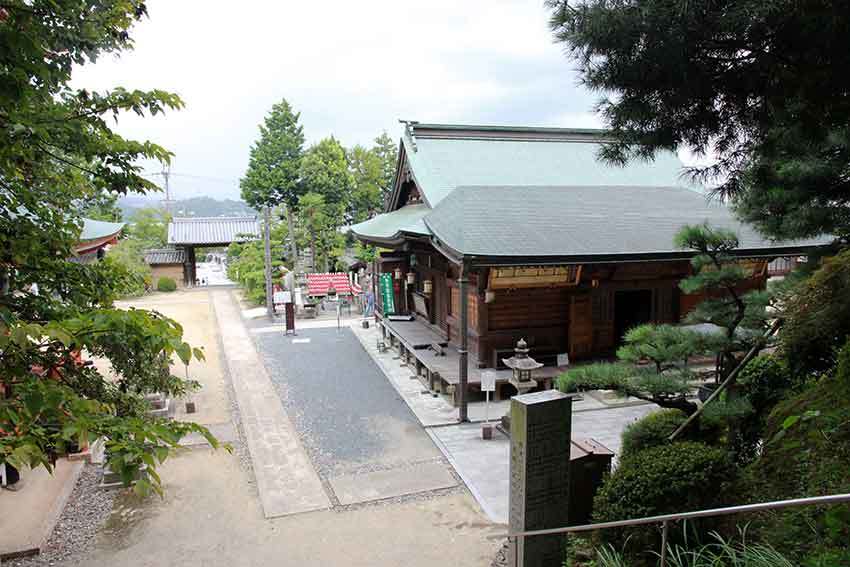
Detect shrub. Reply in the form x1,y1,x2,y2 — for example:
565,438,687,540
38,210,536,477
156,276,177,292
620,410,721,458
738,354,796,412
779,249,850,375
742,339,850,562
593,442,735,557
594,530,795,567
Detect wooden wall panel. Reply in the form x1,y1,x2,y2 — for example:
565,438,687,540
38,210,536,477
591,289,615,353
569,294,594,359
486,288,570,331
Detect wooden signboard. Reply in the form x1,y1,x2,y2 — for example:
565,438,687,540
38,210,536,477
488,265,582,290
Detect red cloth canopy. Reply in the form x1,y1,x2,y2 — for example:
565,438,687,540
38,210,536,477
306,273,362,296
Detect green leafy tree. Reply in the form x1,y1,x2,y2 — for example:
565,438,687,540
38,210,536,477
128,207,171,249
240,99,304,265
348,145,384,223
372,131,398,202
0,1,222,494
226,221,287,305
299,137,355,225
104,239,151,296
80,192,123,222
298,192,331,272
240,99,305,210
546,0,848,242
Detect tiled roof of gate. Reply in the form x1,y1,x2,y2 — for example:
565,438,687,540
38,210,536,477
167,216,259,245
144,248,186,265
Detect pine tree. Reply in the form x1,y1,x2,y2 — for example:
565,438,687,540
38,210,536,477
547,0,849,241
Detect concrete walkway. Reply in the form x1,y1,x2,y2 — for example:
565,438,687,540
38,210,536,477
211,290,329,518
429,403,657,523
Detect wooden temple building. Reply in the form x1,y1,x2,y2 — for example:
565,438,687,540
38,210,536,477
351,123,826,419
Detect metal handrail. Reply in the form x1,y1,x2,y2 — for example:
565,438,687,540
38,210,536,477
500,493,850,567
504,493,850,538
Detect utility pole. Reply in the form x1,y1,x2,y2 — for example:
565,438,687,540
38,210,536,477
161,165,172,214
263,206,274,317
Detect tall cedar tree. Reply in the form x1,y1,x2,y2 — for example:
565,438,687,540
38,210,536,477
0,1,220,495
240,99,305,209
547,0,850,241
241,99,305,264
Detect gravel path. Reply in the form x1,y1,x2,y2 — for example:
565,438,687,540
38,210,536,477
250,325,441,478
8,465,115,567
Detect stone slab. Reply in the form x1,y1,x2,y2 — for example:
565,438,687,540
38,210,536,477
0,458,84,560
212,290,330,518
329,462,456,505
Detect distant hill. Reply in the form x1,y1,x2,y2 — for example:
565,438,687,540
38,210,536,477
119,195,257,219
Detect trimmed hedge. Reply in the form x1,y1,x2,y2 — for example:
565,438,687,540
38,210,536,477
156,276,177,292
620,409,721,458
593,442,735,556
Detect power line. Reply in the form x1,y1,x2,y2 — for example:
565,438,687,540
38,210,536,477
143,171,239,184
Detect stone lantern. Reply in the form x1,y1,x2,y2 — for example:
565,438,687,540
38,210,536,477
502,338,541,396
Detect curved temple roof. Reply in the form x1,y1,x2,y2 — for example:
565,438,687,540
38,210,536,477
167,216,260,246
352,123,832,262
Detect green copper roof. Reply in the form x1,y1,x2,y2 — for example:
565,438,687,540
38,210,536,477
351,123,831,260
402,125,692,207
349,204,430,243
80,218,125,241
424,185,828,259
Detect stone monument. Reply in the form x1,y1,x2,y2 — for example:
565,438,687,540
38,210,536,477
508,390,573,567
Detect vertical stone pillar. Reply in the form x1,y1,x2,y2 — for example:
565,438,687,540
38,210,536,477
509,390,573,567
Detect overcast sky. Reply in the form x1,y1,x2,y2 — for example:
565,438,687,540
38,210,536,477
74,1,627,201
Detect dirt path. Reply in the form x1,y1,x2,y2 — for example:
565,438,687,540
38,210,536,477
71,288,501,567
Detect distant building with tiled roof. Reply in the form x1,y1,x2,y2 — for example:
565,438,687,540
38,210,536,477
143,247,187,289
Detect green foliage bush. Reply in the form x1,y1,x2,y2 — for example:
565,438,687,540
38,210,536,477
779,250,850,375
742,339,850,561
593,442,735,556
156,276,177,292
738,354,796,412
620,410,720,458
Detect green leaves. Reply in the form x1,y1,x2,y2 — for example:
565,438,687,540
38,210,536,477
240,98,305,209
547,0,850,241
0,1,224,495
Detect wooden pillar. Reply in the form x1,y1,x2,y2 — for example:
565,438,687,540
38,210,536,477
458,261,469,422
186,246,197,287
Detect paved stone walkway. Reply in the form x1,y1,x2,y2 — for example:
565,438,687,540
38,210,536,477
251,323,456,504
211,290,329,518
429,403,657,523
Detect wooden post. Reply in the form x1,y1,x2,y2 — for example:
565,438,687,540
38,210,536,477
263,207,274,318
458,261,469,422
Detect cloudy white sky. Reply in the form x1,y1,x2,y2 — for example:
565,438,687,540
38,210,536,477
74,1,629,201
